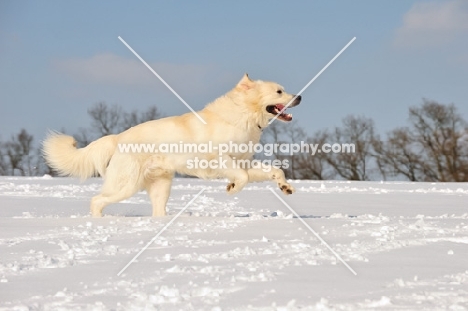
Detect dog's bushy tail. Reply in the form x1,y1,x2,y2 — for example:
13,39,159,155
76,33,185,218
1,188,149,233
42,132,117,179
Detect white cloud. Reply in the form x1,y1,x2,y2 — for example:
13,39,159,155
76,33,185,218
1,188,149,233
54,53,152,86
394,0,468,48
53,53,219,94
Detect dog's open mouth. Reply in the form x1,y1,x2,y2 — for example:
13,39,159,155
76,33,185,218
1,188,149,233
266,104,293,122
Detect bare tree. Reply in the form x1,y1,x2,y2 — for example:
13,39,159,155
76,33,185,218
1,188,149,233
294,130,334,180
4,129,34,176
260,121,334,180
409,100,468,181
326,115,376,180
121,106,161,130
259,121,289,165
88,102,123,136
86,102,161,139
373,128,422,181
0,142,8,176
373,100,468,182
281,122,308,179
260,121,308,179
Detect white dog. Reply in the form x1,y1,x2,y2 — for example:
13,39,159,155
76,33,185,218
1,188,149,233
43,74,301,217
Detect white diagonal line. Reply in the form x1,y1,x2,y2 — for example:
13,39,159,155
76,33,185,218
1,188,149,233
269,36,356,124
268,188,357,276
118,36,207,125
117,188,206,276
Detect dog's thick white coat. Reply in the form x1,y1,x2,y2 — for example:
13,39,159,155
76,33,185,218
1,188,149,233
43,75,300,217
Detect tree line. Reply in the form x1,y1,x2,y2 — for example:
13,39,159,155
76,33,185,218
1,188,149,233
1,99,467,181
261,99,468,182
0,102,161,176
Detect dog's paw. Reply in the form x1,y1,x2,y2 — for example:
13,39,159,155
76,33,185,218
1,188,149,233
91,211,103,218
90,205,103,218
227,182,245,194
227,182,238,194
279,183,295,195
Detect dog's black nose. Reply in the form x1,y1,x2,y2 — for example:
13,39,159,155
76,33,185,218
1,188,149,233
290,95,301,107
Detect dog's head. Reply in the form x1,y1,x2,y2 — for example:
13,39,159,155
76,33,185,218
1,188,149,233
234,74,301,123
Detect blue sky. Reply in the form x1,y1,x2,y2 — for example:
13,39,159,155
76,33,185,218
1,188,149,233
1,1,468,142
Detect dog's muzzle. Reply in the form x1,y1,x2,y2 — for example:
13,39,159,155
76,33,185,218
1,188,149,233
289,95,301,107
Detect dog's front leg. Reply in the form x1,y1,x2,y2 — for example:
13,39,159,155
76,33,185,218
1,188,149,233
247,165,295,195
217,155,249,194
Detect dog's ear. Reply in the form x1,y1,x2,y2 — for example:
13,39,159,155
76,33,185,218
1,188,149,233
237,73,254,90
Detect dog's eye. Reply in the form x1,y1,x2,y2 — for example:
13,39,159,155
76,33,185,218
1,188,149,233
277,90,282,94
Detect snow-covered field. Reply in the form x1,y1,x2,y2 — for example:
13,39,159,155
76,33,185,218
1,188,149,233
0,176,467,310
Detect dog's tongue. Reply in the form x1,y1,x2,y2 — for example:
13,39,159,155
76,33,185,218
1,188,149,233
272,104,292,121
276,104,285,111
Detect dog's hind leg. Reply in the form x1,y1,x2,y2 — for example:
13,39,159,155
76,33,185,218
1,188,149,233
145,175,173,217
90,156,141,217
90,182,139,217
142,156,174,217
91,192,133,217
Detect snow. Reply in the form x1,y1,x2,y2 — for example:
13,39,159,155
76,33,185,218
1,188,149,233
0,176,467,310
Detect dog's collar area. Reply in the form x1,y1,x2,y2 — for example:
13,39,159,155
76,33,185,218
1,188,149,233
257,124,263,131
